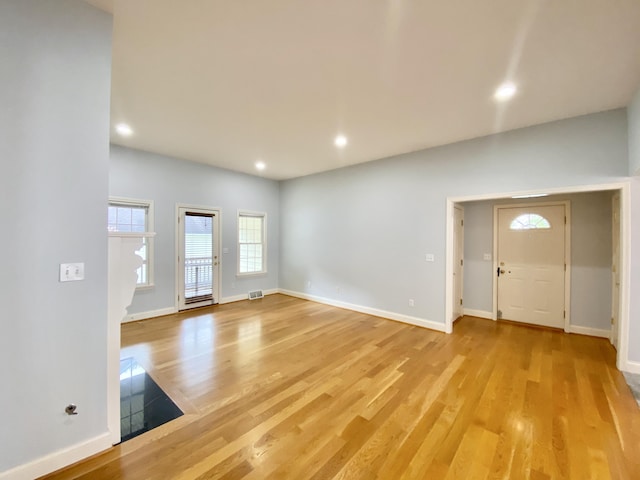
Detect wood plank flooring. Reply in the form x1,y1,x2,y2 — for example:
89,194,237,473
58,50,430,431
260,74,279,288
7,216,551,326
42,294,640,479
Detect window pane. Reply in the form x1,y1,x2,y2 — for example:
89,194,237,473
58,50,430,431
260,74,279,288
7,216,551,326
131,208,145,226
136,243,147,261
183,213,213,300
510,213,551,230
136,264,146,284
109,202,151,286
117,207,132,225
238,214,265,274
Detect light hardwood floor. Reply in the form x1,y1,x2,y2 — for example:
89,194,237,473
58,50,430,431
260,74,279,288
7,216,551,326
43,294,640,479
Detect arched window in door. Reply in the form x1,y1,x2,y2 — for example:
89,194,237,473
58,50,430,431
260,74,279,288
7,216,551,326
510,213,551,230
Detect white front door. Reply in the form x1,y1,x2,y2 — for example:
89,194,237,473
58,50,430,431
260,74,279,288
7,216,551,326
497,204,566,329
178,207,220,310
453,206,464,320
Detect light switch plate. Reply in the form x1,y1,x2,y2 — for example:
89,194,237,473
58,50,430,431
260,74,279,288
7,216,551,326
60,263,85,282
483,253,492,261
425,254,435,262
222,247,229,254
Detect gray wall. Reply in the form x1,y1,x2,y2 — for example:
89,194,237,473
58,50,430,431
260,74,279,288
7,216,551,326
110,145,280,314
627,84,640,363
462,192,614,331
0,0,111,473
280,110,628,330
460,202,493,313
1,4,638,477
629,85,640,175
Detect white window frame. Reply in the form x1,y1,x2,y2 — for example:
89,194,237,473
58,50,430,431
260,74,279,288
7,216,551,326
108,196,154,289
237,210,267,276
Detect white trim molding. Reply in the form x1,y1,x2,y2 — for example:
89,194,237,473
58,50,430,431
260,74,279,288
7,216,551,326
616,182,631,372
123,307,177,323
0,432,111,480
175,204,222,310
622,360,640,374
567,325,611,339
446,180,631,371
279,289,447,333
444,200,454,333
463,309,494,320
121,289,281,320
220,288,279,304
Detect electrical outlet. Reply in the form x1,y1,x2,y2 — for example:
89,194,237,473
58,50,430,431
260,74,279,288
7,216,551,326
307,280,311,288
409,299,415,307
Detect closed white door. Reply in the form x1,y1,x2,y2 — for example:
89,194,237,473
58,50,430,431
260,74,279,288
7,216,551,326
497,204,566,329
453,206,464,320
178,207,220,310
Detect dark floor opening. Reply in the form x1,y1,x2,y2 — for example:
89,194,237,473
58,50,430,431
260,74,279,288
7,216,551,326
119,357,183,443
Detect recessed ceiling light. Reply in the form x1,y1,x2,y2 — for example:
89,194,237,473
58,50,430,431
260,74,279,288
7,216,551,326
494,82,517,102
334,135,348,148
115,123,133,136
255,161,266,171
511,193,548,199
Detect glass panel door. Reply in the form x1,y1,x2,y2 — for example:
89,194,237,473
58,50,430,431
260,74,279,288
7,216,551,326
184,213,213,304
178,207,220,310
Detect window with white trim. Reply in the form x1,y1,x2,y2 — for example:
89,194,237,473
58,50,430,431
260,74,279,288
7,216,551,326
108,198,154,287
238,211,266,275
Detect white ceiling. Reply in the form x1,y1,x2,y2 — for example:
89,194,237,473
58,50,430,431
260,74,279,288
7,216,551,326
90,0,640,180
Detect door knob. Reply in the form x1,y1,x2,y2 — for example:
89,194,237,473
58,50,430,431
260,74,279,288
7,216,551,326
500,269,505,274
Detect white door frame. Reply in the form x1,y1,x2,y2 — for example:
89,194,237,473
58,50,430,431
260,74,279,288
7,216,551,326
611,192,621,348
175,203,222,310
493,201,571,331
445,181,630,372
452,204,464,322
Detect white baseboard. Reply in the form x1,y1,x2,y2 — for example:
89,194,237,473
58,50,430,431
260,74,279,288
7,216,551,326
621,360,640,374
220,288,279,304
463,308,494,320
0,432,111,480
123,306,177,323
568,325,611,338
279,289,447,333
219,293,249,304
123,289,281,321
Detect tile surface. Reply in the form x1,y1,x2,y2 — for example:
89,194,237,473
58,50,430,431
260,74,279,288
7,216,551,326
623,372,640,407
120,357,183,442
